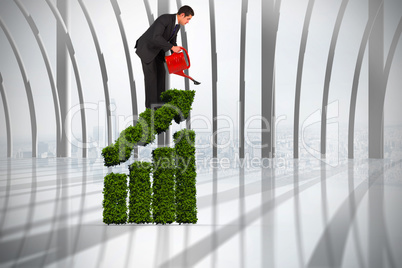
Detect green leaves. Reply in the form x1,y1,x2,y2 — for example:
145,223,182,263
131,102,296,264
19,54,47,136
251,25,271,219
101,89,195,167
160,89,195,124
102,89,197,225
102,173,128,225
128,162,152,224
152,148,176,224
174,129,198,224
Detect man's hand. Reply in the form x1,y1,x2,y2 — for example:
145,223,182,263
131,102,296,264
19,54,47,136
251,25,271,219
171,46,182,53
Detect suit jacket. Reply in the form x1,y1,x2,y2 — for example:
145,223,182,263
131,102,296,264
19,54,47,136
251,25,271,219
135,14,179,63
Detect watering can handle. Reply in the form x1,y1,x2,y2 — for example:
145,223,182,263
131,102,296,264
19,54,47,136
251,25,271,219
178,46,190,69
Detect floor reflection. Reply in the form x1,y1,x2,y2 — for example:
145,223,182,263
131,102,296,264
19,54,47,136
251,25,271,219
261,163,275,268
0,158,401,267
239,164,245,268
349,160,365,268
367,159,397,268
294,160,305,267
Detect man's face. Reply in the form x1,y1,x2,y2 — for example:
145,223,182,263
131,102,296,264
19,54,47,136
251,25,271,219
178,13,192,25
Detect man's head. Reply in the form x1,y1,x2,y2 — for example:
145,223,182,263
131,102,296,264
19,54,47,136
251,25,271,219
177,5,194,26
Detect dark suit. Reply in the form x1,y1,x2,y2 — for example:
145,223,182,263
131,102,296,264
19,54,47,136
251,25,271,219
135,14,179,109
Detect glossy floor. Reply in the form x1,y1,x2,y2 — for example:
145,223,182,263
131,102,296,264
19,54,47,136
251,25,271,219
0,157,401,268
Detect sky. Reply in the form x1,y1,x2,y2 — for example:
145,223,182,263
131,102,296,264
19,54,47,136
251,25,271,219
0,0,401,153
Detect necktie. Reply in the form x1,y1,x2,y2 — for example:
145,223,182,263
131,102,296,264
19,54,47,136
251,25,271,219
169,24,179,41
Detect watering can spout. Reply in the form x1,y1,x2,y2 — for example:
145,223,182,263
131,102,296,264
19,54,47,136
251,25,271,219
175,70,201,85
165,47,201,85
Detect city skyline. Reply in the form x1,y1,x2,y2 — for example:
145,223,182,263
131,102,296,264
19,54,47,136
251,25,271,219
1,0,401,159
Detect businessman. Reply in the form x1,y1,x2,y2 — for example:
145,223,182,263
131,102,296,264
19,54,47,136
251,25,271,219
135,5,194,109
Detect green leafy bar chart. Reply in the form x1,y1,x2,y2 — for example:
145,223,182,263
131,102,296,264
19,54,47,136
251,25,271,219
102,89,198,225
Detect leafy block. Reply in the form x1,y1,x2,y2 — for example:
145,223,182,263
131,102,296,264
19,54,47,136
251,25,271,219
103,173,128,225
128,161,153,224
152,147,176,224
174,129,198,224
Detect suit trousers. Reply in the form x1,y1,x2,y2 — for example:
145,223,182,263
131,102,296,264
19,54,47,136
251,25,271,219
141,53,166,109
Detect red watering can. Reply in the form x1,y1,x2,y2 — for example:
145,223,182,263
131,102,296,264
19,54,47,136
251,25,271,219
165,46,201,85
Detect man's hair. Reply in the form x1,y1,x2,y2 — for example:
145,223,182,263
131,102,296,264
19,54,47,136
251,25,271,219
177,5,194,17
